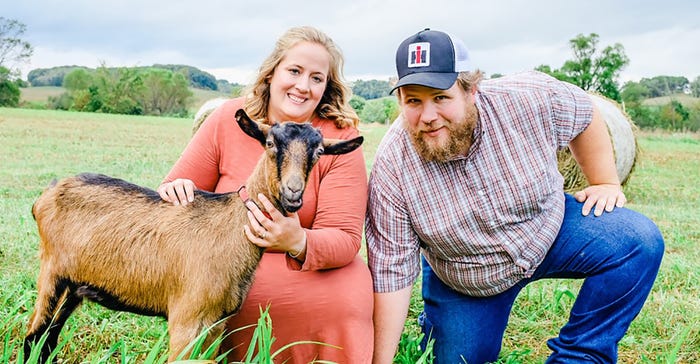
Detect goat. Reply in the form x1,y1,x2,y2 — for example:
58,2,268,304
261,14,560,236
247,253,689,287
23,109,364,363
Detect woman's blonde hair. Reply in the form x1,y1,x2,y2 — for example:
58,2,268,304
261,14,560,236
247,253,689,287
243,26,359,129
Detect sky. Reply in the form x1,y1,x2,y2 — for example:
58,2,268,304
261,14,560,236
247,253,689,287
5,0,700,85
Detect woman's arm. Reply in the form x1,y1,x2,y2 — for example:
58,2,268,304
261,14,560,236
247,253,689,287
158,100,244,205
301,139,368,270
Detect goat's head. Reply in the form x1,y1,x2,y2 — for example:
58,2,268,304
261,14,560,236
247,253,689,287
235,109,364,213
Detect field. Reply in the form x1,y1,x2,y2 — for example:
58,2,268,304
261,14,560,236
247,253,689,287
1,108,699,363
643,93,699,108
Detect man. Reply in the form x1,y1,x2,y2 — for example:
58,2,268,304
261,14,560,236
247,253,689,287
365,28,664,364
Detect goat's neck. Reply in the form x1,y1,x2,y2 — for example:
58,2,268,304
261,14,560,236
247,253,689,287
243,157,284,214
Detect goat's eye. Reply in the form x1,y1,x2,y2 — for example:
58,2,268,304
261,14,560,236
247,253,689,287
266,140,274,148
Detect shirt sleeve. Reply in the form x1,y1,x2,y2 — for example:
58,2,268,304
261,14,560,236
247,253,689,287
365,128,422,293
294,127,369,271
549,78,595,148
162,101,230,191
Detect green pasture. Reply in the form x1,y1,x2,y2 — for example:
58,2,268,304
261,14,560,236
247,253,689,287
0,108,698,363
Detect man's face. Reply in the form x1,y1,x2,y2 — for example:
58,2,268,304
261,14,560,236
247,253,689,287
398,81,478,162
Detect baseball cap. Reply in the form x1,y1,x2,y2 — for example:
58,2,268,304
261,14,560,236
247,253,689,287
391,28,471,93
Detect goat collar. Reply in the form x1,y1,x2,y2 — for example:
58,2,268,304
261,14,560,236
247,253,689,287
237,185,272,219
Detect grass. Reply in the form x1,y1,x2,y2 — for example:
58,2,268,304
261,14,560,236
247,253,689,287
17,86,65,103
643,94,699,108
1,108,699,363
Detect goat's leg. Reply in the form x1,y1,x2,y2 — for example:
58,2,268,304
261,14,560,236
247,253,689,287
166,308,222,362
166,319,201,361
24,269,63,362
24,278,82,364
201,319,226,358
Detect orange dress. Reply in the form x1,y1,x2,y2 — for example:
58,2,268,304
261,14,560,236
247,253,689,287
163,98,373,363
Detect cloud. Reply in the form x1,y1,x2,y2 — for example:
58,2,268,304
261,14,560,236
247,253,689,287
6,0,699,83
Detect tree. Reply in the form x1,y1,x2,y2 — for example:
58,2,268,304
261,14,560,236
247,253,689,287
57,66,192,116
352,79,392,100
63,68,93,91
138,68,192,116
27,66,83,87
360,97,399,124
659,101,690,131
0,66,20,106
152,64,218,90
349,95,366,114
639,76,690,97
91,65,143,115
692,76,700,98
537,33,629,101
0,18,33,78
621,81,650,104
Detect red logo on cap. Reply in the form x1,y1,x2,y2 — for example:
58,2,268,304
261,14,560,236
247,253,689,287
408,42,430,68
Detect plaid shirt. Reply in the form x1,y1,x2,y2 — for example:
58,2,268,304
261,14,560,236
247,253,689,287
366,71,593,296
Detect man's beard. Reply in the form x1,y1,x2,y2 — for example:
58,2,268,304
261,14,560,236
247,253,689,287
409,106,478,162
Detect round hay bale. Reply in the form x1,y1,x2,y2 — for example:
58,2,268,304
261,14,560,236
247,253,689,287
558,93,638,193
192,97,229,135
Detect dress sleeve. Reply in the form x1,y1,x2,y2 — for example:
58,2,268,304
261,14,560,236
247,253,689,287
162,101,234,191
294,128,369,271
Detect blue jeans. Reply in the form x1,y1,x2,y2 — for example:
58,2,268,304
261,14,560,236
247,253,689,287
419,194,664,364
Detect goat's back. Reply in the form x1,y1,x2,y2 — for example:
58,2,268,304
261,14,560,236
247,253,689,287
32,173,260,316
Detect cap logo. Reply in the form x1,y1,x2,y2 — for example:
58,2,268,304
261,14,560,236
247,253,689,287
408,42,430,68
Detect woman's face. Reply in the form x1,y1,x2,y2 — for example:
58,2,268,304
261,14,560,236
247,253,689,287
267,41,330,123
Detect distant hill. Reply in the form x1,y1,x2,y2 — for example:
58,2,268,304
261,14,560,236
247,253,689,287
27,66,89,88
26,64,242,92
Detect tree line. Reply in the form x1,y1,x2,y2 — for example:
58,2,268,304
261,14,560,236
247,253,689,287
26,64,243,93
48,66,192,116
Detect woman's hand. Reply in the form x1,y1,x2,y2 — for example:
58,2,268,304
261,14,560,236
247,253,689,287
243,193,307,259
574,183,627,217
157,178,196,206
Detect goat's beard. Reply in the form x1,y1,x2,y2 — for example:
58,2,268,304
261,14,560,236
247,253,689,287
408,105,478,162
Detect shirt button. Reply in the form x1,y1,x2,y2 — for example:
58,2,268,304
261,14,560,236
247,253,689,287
477,190,485,196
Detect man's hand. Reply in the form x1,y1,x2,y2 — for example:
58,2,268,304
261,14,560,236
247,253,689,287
574,183,626,216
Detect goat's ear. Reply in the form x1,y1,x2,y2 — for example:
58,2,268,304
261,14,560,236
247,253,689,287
235,109,270,145
322,136,364,155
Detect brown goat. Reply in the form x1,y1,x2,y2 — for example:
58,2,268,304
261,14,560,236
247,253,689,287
24,109,364,363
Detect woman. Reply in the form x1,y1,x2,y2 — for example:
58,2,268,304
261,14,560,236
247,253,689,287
157,26,373,363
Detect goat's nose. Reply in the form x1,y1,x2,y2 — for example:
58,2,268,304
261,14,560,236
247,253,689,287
287,179,304,193
284,177,304,198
